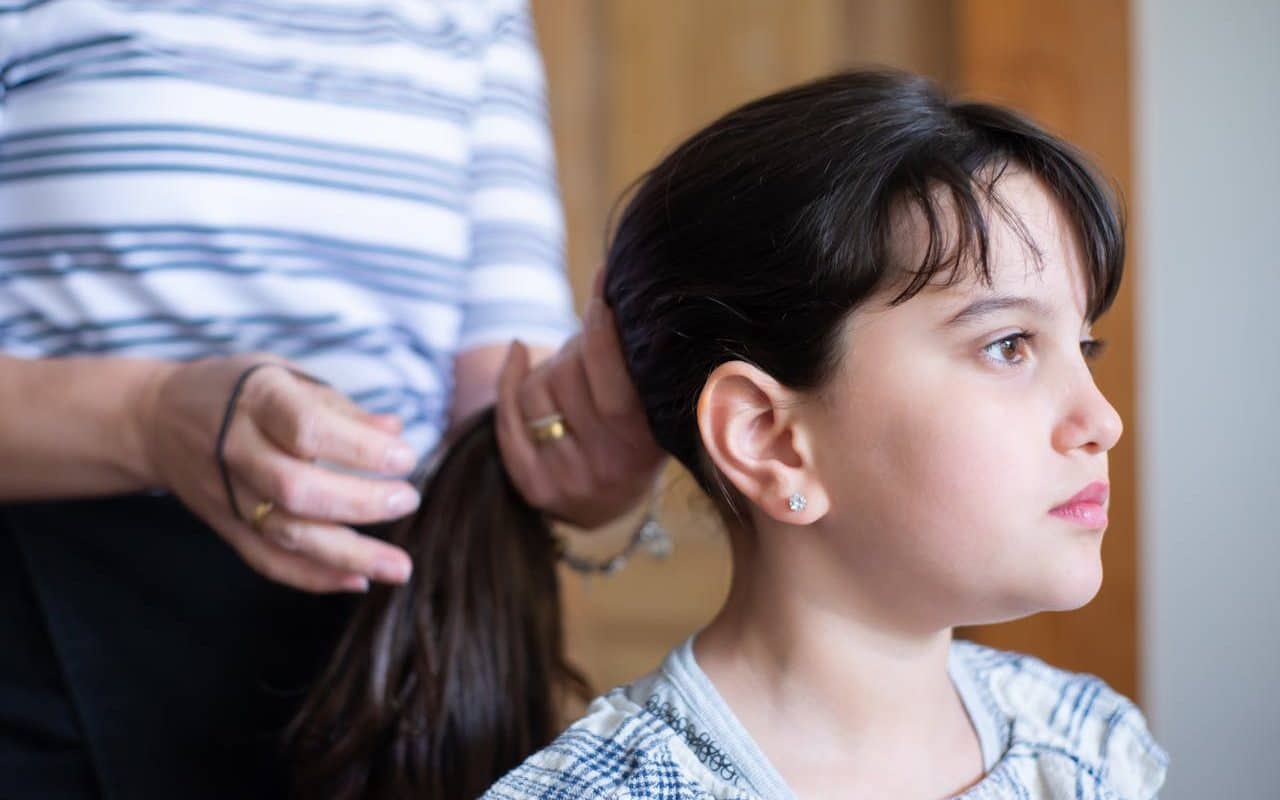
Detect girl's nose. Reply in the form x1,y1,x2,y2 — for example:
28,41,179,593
1053,371,1124,456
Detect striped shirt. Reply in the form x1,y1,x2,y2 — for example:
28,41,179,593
484,636,1170,800
0,0,577,458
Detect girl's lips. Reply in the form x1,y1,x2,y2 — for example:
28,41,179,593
1049,502,1109,529
1050,480,1110,529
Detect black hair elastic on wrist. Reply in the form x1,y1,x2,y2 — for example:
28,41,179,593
214,362,330,522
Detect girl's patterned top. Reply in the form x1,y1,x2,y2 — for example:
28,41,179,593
484,635,1169,799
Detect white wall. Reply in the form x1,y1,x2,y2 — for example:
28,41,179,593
1134,0,1280,796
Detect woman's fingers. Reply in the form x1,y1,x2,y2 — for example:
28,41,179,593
219,368,416,589
488,285,666,527
269,521,412,584
495,340,555,510
144,353,420,593
216,514,372,594
246,370,419,475
224,423,420,524
308,381,406,434
494,330,657,527
581,295,648,439
544,340,619,490
236,480,413,584
518,355,594,506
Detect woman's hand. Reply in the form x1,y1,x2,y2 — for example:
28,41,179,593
495,271,667,529
137,353,419,593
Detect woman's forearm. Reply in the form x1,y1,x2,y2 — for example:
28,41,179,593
0,353,174,500
448,342,554,431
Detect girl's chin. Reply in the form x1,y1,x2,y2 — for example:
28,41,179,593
962,556,1105,625
1037,555,1105,612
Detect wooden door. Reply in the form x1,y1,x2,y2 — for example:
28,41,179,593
952,0,1139,701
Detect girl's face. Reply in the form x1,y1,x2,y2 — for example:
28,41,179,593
806,170,1122,629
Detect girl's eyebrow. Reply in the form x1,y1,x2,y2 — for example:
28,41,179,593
941,294,1056,328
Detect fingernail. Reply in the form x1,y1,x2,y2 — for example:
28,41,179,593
372,558,412,584
387,489,420,515
343,575,370,593
385,445,417,473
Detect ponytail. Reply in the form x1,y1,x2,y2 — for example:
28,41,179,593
287,407,589,799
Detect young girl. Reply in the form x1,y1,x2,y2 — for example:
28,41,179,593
290,69,1169,799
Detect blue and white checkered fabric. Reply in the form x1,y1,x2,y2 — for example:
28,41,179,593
483,637,1168,800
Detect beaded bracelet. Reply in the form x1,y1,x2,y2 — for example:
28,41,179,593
553,501,673,576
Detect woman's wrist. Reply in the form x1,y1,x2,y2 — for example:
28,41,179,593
128,358,183,491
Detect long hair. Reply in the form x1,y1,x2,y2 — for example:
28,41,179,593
287,408,588,799
288,68,1124,797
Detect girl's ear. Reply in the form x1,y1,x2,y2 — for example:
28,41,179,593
695,361,829,525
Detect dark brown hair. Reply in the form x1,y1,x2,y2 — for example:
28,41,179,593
287,408,587,799
288,68,1123,798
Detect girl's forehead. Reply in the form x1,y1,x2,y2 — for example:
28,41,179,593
935,256,1090,327
852,240,1092,338
890,174,1091,318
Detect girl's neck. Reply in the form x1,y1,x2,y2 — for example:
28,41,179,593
692,537,986,797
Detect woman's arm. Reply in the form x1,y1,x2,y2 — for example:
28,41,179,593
449,343,554,431
0,353,169,499
0,351,422,592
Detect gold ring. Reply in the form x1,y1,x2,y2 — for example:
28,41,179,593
527,412,568,443
251,500,275,533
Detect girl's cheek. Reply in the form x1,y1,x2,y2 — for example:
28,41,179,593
920,407,1040,509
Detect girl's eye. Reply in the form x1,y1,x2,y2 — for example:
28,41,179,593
1081,338,1108,362
983,332,1034,366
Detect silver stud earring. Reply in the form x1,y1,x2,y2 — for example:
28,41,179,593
787,492,807,512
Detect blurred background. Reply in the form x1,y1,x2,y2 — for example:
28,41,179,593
529,1,1279,797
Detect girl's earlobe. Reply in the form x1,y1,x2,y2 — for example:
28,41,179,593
780,487,829,524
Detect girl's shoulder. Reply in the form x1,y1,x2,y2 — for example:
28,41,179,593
951,639,1170,800
483,686,755,800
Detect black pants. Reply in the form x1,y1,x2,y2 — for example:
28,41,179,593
0,493,356,799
